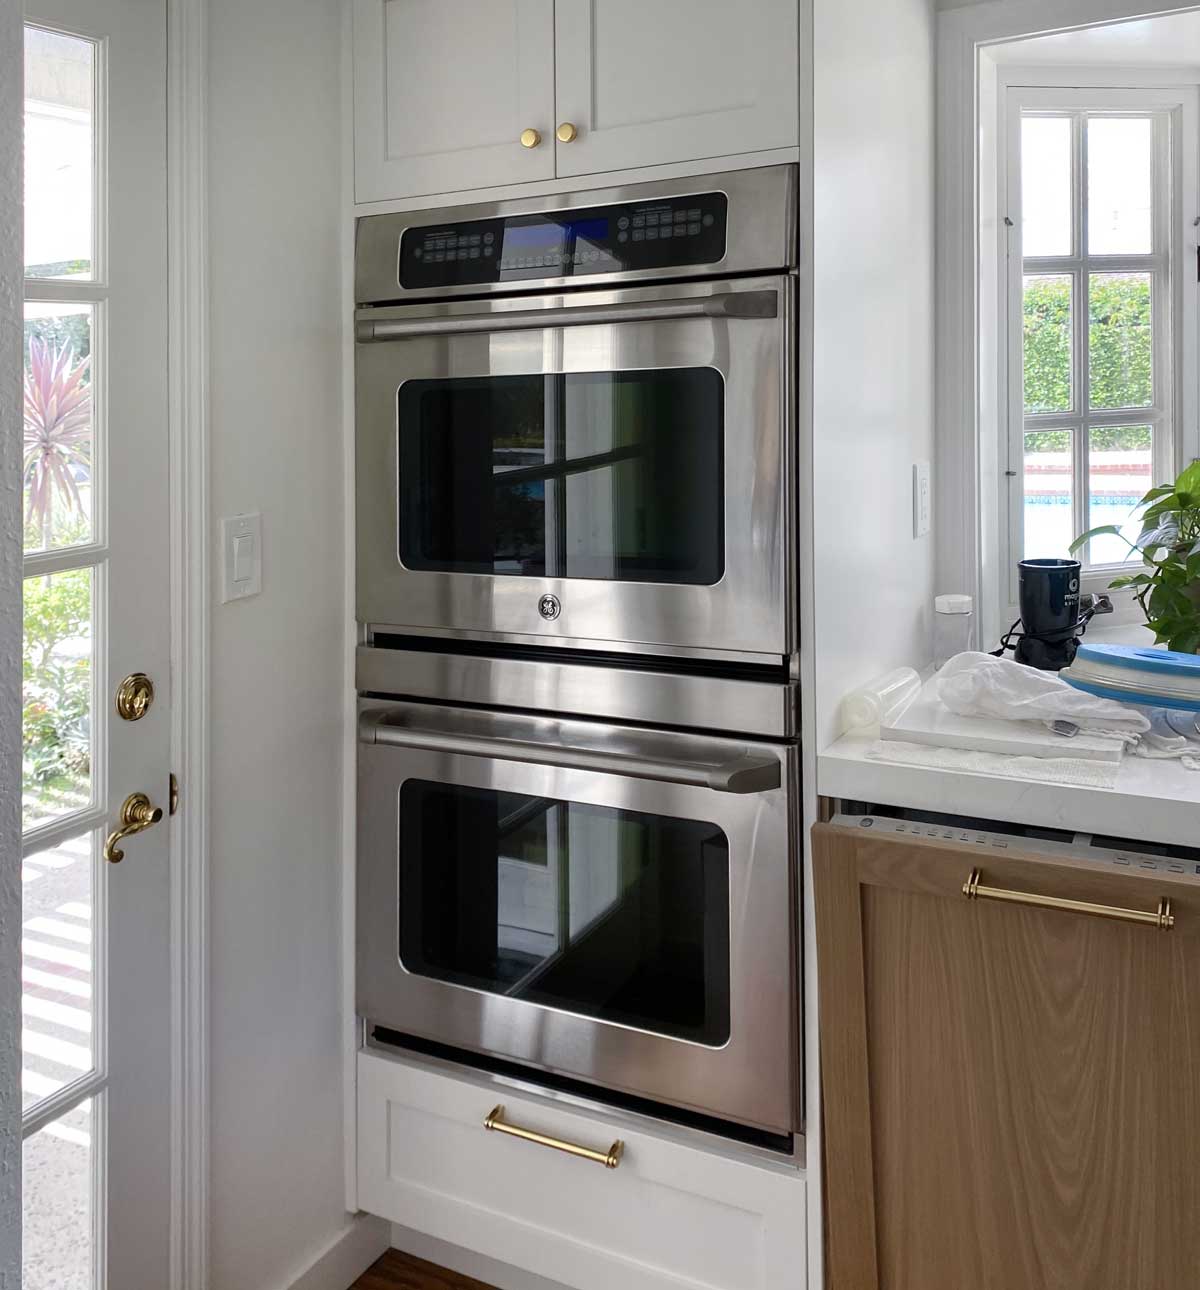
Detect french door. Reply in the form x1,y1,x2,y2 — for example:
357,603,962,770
21,2,171,1287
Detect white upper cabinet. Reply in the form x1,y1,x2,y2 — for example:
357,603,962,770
552,0,799,179
353,0,556,203
353,0,800,204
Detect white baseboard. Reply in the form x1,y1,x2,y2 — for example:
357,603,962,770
279,1214,391,1290
389,1224,570,1290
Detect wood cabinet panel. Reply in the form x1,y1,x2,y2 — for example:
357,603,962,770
814,823,1200,1290
353,0,555,202
553,0,799,179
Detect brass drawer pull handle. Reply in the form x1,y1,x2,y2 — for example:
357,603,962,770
484,1104,624,1170
963,868,1174,930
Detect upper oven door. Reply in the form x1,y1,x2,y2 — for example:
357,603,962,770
356,701,799,1136
355,274,796,662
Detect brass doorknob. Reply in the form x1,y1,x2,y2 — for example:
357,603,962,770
103,792,164,864
115,672,154,721
556,122,578,143
520,127,542,148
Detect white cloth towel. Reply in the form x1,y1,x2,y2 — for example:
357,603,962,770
937,652,1151,742
868,739,1122,789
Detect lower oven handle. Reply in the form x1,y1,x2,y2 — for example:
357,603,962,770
355,289,778,342
361,719,781,794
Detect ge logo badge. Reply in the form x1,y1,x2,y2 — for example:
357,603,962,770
538,594,561,621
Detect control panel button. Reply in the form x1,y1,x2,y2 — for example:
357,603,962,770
702,212,714,227
617,215,630,230
617,231,628,243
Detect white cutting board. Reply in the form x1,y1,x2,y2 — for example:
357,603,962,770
880,676,1127,763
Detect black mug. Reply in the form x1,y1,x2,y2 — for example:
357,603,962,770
1018,558,1081,639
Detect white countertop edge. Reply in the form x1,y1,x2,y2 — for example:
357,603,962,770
819,734,1200,851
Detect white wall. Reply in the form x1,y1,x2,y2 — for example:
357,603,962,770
811,0,938,752
0,0,23,1280
205,0,357,1285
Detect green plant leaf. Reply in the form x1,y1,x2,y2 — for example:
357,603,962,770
1169,625,1200,655
1068,525,1122,554
1175,460,1200,498
1107,574,1152,590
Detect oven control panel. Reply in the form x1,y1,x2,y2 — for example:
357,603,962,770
399,191,729,289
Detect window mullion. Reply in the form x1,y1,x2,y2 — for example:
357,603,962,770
1076,113,1092,558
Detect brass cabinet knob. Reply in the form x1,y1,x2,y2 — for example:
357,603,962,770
556,122,578,143
103,791,164,864
115,672,154,721
520,127,542,149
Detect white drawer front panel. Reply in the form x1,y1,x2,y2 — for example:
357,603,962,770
357,1050,807,1290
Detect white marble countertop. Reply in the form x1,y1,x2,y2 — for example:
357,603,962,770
819,731,1200,850
820,625,1200,849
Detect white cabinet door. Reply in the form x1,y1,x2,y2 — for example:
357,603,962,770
357,1050,808,1290
553,0,800,179
353,0,556,203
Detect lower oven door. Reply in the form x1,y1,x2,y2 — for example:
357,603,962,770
355,273,795,662
357,701,799,1136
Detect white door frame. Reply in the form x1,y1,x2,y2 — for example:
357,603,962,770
1,0,26,1281
936,0,1200,651
0,1,209,1283
165,0,210,1286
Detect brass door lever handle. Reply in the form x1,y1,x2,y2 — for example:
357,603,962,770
103,791,163,863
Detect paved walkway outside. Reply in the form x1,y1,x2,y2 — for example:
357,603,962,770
22,832,94,1290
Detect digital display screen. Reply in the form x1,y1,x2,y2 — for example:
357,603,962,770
398,194,725,289
503,216,610,252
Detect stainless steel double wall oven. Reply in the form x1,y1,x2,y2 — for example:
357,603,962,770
355,166,803,1141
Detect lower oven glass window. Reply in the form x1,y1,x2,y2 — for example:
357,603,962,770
396,369,724,584
398,780,731,1046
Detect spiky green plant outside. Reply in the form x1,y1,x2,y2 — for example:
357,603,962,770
23,336,91,550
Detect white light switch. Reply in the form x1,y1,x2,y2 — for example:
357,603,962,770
913,461,932,539
221,512,262,603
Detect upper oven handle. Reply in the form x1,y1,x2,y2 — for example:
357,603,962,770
359,716,781,795
355,289,778,342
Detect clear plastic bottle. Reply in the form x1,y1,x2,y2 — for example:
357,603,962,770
934,594,974,669
841,667,922,733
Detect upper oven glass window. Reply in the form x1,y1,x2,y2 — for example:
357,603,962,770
397,780,732,1047
396,369,724,584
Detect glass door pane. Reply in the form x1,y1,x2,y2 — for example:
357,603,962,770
1023,429,1075,559
1021,115,1073,257
23,302,95,553
22,834,95,1113
398,780,732,1045
1087,425,1152,564
23,27,94,280
22,568,95,830
1023,275,1074,415
1089,273,1153,410
1087,117,1153,255
22,1097,96,1290
398,368,725,584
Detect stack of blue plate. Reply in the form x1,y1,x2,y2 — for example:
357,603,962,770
1061,643,1200,712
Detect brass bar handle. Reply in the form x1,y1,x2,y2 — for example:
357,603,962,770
484,1105,624,1170
963,868,1174,930
103,791,164,864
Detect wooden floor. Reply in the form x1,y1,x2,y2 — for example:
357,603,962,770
352,1249,498,1290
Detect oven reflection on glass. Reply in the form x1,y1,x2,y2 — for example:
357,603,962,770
399,782,731,1046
